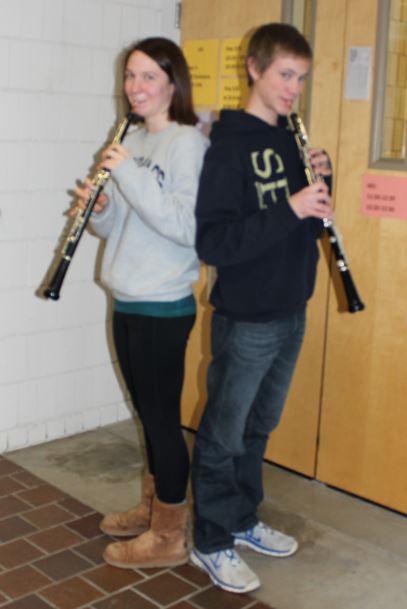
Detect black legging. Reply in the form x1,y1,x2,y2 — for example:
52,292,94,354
113,311,195,504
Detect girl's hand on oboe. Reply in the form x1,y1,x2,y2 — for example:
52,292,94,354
99,143,129,171
309,148,332,177
289,180,333,220
71,178,108,215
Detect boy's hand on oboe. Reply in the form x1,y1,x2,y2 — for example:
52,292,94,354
289,180,333,220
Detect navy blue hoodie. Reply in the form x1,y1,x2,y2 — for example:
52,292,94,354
195,110,327,321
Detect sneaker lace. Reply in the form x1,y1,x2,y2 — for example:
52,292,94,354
259,522,274,534
249,522,277,541
222,549,241,567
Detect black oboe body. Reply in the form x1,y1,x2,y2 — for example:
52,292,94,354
287,113,365,314
43,113,137,300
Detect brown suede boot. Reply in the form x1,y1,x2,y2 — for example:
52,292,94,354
99,472,155,537
103,497,188,569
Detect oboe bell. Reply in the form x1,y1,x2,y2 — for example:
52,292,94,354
42,113,139,301
287,113,365,314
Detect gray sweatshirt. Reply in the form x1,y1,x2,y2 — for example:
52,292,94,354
91,121,208,302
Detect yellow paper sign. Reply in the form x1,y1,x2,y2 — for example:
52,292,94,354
219,78,249,110
221,37,249,78
183,39,220,107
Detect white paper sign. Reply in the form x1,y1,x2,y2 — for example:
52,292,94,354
345,46,372,100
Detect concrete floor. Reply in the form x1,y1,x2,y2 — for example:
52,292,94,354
7,418,407,609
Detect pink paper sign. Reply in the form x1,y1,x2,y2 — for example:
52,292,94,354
361,174,407,219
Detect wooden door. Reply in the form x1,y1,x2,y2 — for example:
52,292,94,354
180,0,327,476
316,0,407,514
266,1,349,473
181,0,407,514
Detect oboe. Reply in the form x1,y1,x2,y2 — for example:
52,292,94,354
287,113,365,314
43,112,138,300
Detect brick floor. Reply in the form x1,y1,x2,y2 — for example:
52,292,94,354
0,455,276,609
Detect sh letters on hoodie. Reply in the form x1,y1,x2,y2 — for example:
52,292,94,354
251,148,290,209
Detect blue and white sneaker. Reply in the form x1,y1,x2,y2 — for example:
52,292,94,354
190,547,260,594
233,521,298,557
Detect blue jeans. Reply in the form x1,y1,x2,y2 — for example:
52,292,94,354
192,311,306,553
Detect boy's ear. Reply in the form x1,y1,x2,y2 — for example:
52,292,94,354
246,56,261,82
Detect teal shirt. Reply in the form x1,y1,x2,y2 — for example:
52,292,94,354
114,294,196,318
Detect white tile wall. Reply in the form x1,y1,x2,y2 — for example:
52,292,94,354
8,428,29,451
0,0,180,452
0,384,19,431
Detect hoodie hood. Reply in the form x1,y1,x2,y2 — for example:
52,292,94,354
210,109,280,142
